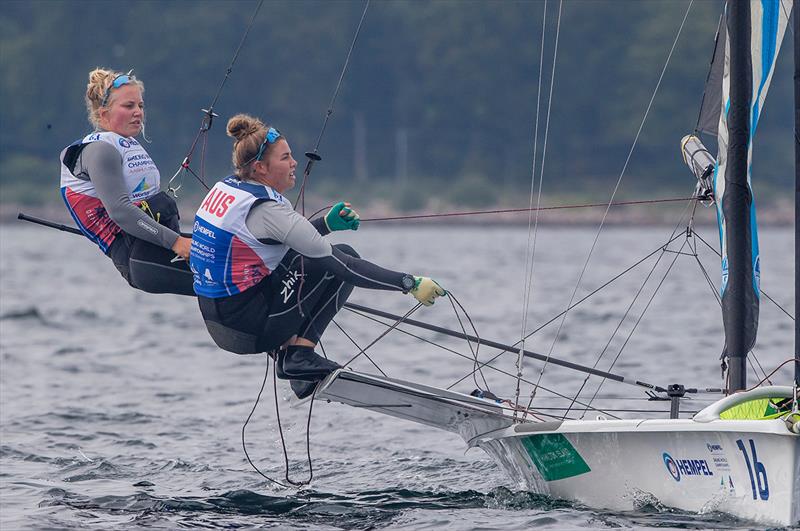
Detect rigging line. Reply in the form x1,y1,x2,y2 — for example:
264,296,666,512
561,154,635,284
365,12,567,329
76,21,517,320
167,0,265,195
688,238,771,384
746,358,798,391
559,199,695,419
527,0,695,401
560,211,693,419
344,302,667,393
341,303,421,369
273,359,315,487
241,355,290,489
447,232,685,390
295,0,371,211
517,0,552,417
330,318,388,377
447,293,489,391
580,238,690,417
692,230,795,321
342,306,622,419
358,197,696,222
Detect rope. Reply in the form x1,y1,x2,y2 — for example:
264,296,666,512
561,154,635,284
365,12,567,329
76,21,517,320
447,232,685,390
295,0,371,212
516,0,554,417
341,303,422,369
746,358,799,391
447,292,489,391
359,197,696,222
167,0,264,196
562,200,695,418
526,0,695,406
579,237,689,417
241,355,290,489
342,305,624,419
693,231,795,321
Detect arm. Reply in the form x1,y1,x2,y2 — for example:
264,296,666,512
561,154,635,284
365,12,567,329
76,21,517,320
246,201,407,291
309,216,331,236
78,142,180,249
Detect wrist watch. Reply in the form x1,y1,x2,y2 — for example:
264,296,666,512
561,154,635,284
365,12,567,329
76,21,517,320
401,274,416,293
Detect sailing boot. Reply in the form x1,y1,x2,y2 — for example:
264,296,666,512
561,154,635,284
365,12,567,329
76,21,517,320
290,379,319,400
277,345,341,381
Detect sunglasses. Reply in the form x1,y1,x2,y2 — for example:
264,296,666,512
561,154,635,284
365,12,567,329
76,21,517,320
101,69,135,107
243,127,282,166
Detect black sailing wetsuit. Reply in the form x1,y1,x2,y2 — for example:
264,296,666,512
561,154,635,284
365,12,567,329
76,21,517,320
196,183,410,353
60,139,194,296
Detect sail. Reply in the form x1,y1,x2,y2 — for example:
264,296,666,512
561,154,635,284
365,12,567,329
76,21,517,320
714,0,792,385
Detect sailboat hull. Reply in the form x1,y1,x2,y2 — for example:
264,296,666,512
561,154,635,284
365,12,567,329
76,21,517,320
478,419,799,526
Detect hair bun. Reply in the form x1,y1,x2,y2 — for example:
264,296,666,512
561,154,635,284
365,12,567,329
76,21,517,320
88,67,114,87
227,114,264,142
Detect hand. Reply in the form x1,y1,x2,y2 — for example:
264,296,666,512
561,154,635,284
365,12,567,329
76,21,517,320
171,235,192,260
410,276,446,306
324,201,360,232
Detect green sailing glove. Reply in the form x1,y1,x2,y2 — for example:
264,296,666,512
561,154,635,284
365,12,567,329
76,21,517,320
324,201,360,232
410,276,446,306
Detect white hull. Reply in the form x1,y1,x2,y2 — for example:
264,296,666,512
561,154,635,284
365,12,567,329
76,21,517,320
477,418,799,526
317,371,800,526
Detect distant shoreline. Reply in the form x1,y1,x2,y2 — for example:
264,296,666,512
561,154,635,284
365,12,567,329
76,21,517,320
4,200,794,228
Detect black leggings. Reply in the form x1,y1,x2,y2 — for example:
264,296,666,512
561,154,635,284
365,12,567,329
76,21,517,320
107,234,195,296
200,244,358,352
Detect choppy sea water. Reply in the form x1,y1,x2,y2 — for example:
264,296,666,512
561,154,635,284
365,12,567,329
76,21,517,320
1,222,795,530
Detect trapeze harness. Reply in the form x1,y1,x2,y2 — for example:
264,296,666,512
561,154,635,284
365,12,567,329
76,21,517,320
59,131,194,295
191,176,411,355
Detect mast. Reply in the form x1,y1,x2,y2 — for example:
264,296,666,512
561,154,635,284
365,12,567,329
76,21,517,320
723,0,754,392
795,2,799,390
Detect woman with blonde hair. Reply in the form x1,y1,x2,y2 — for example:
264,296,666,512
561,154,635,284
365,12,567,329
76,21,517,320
59,67,194,295
191,114,444,397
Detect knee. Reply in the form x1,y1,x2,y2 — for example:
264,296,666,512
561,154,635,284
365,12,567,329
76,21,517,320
333,243,360,259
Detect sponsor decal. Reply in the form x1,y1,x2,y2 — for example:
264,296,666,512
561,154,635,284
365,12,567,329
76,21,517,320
137,219,158,235
662,452,713,482
88,133,101,141
281,270,303,304
706,443,723,453
663,453,681,481
193,220,216,240
118,138,131,148
521,434,591,481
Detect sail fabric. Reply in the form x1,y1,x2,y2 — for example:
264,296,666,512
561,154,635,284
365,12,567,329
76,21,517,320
714,0,792,361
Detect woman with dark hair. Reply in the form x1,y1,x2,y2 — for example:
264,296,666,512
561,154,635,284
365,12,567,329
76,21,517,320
191,113,445,396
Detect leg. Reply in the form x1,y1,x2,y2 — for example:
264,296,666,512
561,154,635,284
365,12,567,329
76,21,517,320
293,244,358,346
260,244,358,349
260,246,360,381
127,238,195,296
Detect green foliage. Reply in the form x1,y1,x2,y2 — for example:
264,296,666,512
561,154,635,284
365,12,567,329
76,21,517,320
0,0,793,206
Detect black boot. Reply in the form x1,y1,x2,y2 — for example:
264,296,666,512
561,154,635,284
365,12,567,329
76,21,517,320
290,379,319,399
278,345,341,381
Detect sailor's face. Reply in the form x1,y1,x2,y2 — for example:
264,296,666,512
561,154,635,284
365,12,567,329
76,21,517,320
263,139,297,193
100,85,144,138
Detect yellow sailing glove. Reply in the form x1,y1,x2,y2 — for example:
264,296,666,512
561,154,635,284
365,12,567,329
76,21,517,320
408,276,446,306
324,201,360,231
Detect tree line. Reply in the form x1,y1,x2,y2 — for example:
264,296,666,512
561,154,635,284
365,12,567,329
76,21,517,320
0,0,793,207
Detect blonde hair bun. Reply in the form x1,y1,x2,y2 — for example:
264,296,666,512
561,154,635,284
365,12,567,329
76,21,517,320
226,114,264,142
